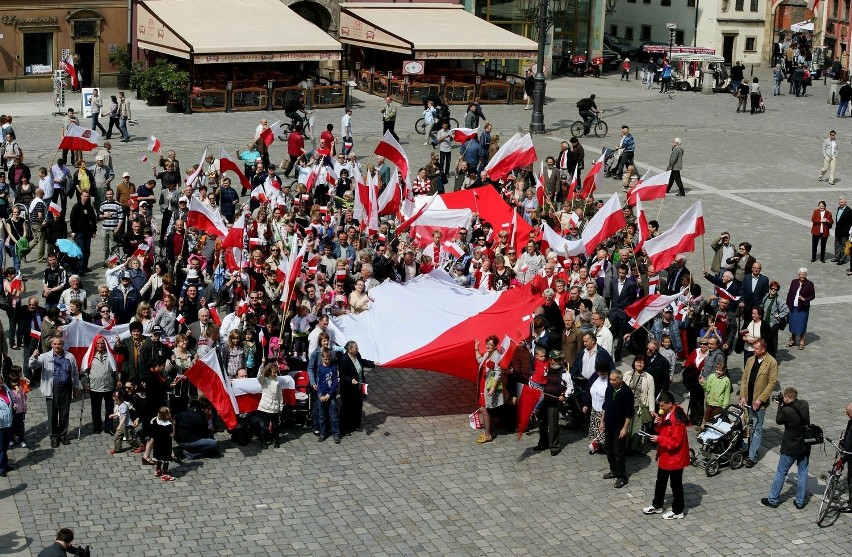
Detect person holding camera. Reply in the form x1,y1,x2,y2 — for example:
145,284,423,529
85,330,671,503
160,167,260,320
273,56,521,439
38,527,88,557
738,338,778,468
761,387,811,509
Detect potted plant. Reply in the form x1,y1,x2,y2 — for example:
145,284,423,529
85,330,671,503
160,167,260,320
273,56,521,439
107,46,132,88
158,60,190,113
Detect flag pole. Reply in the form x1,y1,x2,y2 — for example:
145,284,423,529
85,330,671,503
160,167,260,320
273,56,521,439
656,195,666,222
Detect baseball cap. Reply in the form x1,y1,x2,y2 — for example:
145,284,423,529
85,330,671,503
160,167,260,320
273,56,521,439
57,303,68,312
139,201,149,207
121,271,131,279
122,172,130,178
95,155,104,161
178,196,189,203
151,325,164,335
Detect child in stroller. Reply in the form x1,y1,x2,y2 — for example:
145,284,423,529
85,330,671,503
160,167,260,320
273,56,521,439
691,404,746,476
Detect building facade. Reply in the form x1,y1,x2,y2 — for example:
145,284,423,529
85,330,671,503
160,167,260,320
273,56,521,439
605,0,698,48
0,1,129,92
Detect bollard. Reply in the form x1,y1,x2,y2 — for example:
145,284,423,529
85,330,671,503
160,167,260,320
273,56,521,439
750,64,753,77
635,65,639,80
225,81,233,113
266,80,273,112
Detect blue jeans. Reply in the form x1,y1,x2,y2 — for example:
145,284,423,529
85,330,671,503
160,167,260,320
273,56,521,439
119,117,129,140
74,232,91,272
179,438,219,459
774,80,782,95
747,405,766,462
838,101,849,117
318,395,340,439
768,452,809,506
731,80,741,93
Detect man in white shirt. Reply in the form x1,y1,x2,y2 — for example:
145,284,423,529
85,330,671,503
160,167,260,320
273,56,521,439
818,130,839,185
592,311,614,355
341,108,353,155
308,314,339,355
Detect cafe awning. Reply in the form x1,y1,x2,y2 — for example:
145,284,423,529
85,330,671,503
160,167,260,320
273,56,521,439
339,2,538,59
136,0,341,64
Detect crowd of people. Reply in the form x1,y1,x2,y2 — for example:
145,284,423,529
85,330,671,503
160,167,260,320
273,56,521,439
0,93,850,519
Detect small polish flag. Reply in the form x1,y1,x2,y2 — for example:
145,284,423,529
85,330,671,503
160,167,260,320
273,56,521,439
378,233,387,243
106,255,120,267
319,206,329,215
335,269,347,283
521,312,535,322
176,314,186,325
497,335,517,369
589,260,606,279
30,329,42,340
148,136,161,153
443,241,464,259
714,286,741,302
129,193,139,210
140,155,149,163
258,329,267,347
8,273,22,292
207,303,221,327
628,317,639,329
648,275,660,294
236,299,249,317
360,383,369,396
520,263,529,274
49,201,62,217
306,254,319,274
131,243,150,259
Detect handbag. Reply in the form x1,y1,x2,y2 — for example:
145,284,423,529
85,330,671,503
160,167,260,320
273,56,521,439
776,315,788,331
790,404,824,446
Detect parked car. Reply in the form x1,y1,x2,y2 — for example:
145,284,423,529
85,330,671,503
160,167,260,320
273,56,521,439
638,41,670,62
603,34,638,59
601,49,622,70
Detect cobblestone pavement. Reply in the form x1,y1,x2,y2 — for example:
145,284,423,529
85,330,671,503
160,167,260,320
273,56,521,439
1,68,851,556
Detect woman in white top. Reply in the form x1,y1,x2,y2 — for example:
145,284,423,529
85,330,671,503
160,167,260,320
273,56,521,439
749,77,762,114
740,306,771,365
624,354,656,452
583,366,611,454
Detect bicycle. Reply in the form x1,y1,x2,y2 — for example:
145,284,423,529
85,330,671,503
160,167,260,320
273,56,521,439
278,111,314,141
570,112,608,138
817,437,852,527
414,116,460,137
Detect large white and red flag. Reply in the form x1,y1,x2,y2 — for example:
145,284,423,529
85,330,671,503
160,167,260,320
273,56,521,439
221,213,245,249
218,147,251,192
58,125,100,152
581,193,625,255
634,197,650,254
565,166,579,202
283,236,308,305
377,171,402,216
186,196,228,237
540,221,584,257
232,376,296,413
627,170,671,205
62,320,131,367
408,208,473,249
452,127,479,143
256,121,282,147
579,152,605,200
374,130,410,182
643,200,705,271
184,349,239,430
484,133,537,181
714,287,741,302
62,56,78,90
366,171,380,234
327,270,542,381
147,136,161,153
185,149,208,186
625,292,681,329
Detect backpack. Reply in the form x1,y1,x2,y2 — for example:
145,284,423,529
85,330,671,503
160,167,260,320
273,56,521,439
576,98,593,111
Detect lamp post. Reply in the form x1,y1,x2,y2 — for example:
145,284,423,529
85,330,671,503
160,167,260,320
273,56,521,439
667,22,677,62
529,0,549,134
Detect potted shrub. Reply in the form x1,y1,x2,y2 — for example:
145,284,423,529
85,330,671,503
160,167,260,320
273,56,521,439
158,60,190,113
107,46,132,88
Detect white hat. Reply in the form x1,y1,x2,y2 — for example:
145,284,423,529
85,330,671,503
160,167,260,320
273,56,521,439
187,269,199,279
95,155,104,161
178,196,189,203
122,171,130,178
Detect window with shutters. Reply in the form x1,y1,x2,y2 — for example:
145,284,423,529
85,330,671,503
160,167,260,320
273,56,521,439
71,20,98,40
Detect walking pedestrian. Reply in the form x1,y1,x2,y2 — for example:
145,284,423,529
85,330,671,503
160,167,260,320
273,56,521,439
621,57,631,81
749,78,761,114
89,88,107,135
666,137,685,196
817,130,838,186
832,197,852,265
601,369,634,488
837,81,851,116
380,96,398,141
117,91,131,142
643,391,691,520
761,387,811,509
736,80,749,113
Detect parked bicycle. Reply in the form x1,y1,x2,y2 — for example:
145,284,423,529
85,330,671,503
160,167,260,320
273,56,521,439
817,436,852,527
570,111,608,138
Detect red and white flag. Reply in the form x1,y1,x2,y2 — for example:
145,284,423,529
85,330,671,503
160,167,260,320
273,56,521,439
184,349,239,430
515,383,543,440
374,130,410,182
221,213,245,249
275,257,290,284
360,383,369,396
589,259,606,279
497,335,518,370
579,152,605,200
452,127,479,143
81,334,118,372
540,220,584,257
581,194,626,255
58,125,100,152
232,376,296,413
366,172,380,234
187,195,229,237
219,147,251,192
625,292,681,329
634,197,650,254
256,120,282,147
30,329,42,341
207,302,222,327
627,170,671,205
443,240,464,259
409,208,472,249
61,320,131,368
62,56,78,90
131,242,150,260
304,163,322,193
306,253,320,274
8,273,22,293
377,171,402,216
251,184,269,204
284,237,308,305
396,193,438,233
147,136,161,153
236,299,249,317
643,201,705,271
714,286,741,302
185,149,208,187
48,201,62,217
484,133,537,182
535,162,546,207
566,166,579,202
176,314,186,325
647,275,660,294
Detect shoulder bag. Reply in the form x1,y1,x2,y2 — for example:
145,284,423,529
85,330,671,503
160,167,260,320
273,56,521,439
790,404,824,446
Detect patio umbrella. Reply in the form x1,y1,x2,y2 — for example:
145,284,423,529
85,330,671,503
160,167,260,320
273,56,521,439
55,239,83,259
790,21,814,33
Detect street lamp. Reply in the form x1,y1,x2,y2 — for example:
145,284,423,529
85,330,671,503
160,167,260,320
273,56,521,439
529,0,548,134
667,22,678,61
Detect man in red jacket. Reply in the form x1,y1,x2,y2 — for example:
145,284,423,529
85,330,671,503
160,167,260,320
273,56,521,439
643,390,690,520
284,126,305,178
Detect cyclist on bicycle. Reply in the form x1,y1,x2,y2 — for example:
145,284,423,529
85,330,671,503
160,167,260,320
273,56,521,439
284,97,307,131
576,94,601,136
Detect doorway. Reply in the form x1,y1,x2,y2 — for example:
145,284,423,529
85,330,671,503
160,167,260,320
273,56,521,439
722,35,736,65
74,42,95,87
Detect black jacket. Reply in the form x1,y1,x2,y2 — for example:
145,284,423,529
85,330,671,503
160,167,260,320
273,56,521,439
69,201,97,234
777,398,810,458
175,407,214,443
338,351,373,392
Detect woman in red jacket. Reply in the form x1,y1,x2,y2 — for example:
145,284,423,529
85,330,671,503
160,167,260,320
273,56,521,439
643,391,691,520
809,200,833,263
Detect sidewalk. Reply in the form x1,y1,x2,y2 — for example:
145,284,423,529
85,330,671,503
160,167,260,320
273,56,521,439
0,474,32,556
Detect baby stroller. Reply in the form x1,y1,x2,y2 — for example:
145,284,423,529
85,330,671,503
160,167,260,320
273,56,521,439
690,404,747,477
757,94,766,113
282,370,311,428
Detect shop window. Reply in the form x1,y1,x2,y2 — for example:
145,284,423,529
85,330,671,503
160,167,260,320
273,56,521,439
675,30,684,44
23,32,53,75
750,0,758,11
610,25,618,36
71,20,98,40
641,25,651,41
625,27,634,40
745,37,756,51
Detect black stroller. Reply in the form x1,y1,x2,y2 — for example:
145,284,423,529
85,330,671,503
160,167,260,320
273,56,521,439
690,404,747,477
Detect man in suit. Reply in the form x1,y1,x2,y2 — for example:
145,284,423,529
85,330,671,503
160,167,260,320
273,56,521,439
187,308,219,353
703,269,740,311
607,264,640,361
739,261,769,317
832,196,852,264
542,156,560,200
739,339,778,467
665,256,689,294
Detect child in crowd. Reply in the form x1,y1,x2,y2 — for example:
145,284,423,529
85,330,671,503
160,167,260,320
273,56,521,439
110,389,140,454
528,346,549,414
151,406,175,481
659,335,677,379
8,373,28,448
316,348,341,444
699,362,732,426
290,305,314,359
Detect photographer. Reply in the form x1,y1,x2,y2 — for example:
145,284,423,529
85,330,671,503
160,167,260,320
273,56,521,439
760,387,811,509
38,527,87,556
